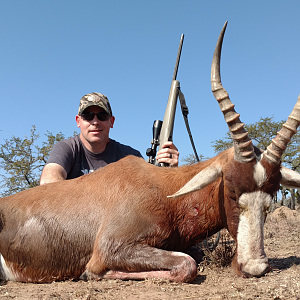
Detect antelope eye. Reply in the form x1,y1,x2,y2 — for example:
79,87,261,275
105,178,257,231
239,205,248,213
264,205,270,214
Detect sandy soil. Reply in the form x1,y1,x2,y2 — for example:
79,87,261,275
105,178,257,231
0,206,299,300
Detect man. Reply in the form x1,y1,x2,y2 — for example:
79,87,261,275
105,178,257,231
40,92,179,185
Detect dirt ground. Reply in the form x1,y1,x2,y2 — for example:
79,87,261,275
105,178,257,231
0,206,299,300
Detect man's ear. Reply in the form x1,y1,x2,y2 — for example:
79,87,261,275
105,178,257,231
76,115,81,128
110,116,115,128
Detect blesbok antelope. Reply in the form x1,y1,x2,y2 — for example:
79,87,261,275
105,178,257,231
0,22,300,283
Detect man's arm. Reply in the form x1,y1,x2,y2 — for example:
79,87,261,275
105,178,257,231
40,138,75,185
40,163,68,185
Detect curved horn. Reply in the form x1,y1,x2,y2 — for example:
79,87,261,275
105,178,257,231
265,95,300,165
211,22,255,163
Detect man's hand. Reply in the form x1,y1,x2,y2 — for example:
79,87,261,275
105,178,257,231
156,141,179,167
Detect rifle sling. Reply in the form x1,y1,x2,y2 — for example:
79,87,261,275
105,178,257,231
178,88,200,162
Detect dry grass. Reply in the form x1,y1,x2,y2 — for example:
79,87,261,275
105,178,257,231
199,230,236,269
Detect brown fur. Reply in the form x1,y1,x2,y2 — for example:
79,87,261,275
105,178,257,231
0,148,279,283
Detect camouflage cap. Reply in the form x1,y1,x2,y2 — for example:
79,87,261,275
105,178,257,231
78,92,112,116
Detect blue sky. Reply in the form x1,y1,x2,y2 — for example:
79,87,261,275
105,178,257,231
1,1,299,164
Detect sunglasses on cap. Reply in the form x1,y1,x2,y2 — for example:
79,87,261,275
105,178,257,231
80,111,111,121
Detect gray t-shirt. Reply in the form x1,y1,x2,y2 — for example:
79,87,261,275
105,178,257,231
46,135,143,179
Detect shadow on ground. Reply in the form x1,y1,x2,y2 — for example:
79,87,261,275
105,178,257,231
192,274,207,285
269,256,300,270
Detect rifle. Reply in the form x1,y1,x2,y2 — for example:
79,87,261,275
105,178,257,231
146,34,184,166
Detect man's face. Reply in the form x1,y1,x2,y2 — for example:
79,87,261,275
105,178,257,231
76,106,115,146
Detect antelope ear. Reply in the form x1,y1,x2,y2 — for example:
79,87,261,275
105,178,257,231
280,166,300,189
168,163,222,199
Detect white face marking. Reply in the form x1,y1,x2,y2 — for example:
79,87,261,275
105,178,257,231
253,161,267,187
237,191,271,276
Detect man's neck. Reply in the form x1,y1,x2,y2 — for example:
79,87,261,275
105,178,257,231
79,133,109,154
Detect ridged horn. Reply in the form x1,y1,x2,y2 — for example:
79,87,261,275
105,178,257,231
211,22,255,163
265,95,300,165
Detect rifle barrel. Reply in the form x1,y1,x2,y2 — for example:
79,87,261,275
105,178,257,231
172,34,184,81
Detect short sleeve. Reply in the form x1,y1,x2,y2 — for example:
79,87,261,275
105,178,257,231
46,140,75,174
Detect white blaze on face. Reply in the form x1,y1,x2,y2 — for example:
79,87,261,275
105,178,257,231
253,161,267,187
237,191,271,276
